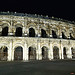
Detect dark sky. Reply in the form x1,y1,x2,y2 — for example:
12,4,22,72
0,0,75,21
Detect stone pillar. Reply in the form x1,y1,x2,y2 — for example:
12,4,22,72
50,42,53,59
48,49,51,60
36,48,39,60
59,29,62,38
22,27,25,36
70,47,72,59
59,41,62,59
61,46,64,59
66,47,72,59
11,40,14,61
37,40,42,60
8,26,15,36
0,27,2,36
50,30,52,38
23,28,28,37
12,49,14,61
67,29,70,39
8,40,12,61
23,42,28,61
23,18,28,37
37,25,41,37
8,18,14,36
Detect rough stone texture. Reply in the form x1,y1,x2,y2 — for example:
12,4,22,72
0,15,75,61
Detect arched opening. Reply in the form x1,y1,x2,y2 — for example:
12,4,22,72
15,27,22,36
52,30,57,38
41,29,47,38
71,48,75,59
29,47,36,60
42,46,48,60
2,27,8,36
62,32,67,39
14,46,23,60
29,28,35,37
70,33,74,40
0,46,8,61
53,46,59,59
63,47,67,59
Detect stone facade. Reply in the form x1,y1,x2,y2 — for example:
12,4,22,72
0,13,75,61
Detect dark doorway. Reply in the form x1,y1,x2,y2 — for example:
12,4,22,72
62,32,67,39
15,27,22,36
63,47,67,59
42,46,48,60
53,46,59,59
0,46,8,61
29,47,36,60
2,27,8,36
52,30,57,38
41,29,47,38
14,46,23,60
29,28,35,37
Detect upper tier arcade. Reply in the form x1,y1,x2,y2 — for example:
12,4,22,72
0,12,75,40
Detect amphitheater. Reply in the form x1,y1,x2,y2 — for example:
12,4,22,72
0,12,75,61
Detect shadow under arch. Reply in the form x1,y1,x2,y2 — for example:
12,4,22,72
15,27,22,37
2,27,8,36
14,46,23,60
70,33,75,40
52,30,57,38
0,46,8,61
62,32,67,39
41,29,47,38
41,46,48,60
53,46,59,59
29,28,35,37
63,47,67,59
28,46,36,60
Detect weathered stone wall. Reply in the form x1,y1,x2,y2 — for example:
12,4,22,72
0,15,75,61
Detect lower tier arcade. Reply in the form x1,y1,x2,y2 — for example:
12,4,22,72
0,37,75,61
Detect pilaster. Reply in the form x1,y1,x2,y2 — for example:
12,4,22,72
8,39,12,61
23,42,28,61
37,39,42,60
50,41,53,59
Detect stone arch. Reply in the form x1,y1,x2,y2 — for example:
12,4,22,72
41,46,48,60
28,46,36,60
41,29,47,38
14,46,23,60
0,46,8,61
14,23,24,27
1,22,10,28
27,23,36,27
53,46,59,59
13,43,24,49
29,28,35,37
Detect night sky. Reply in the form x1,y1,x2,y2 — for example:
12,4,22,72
0,0,75,21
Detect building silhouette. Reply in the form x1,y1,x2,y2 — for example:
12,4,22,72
0,12,75,61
